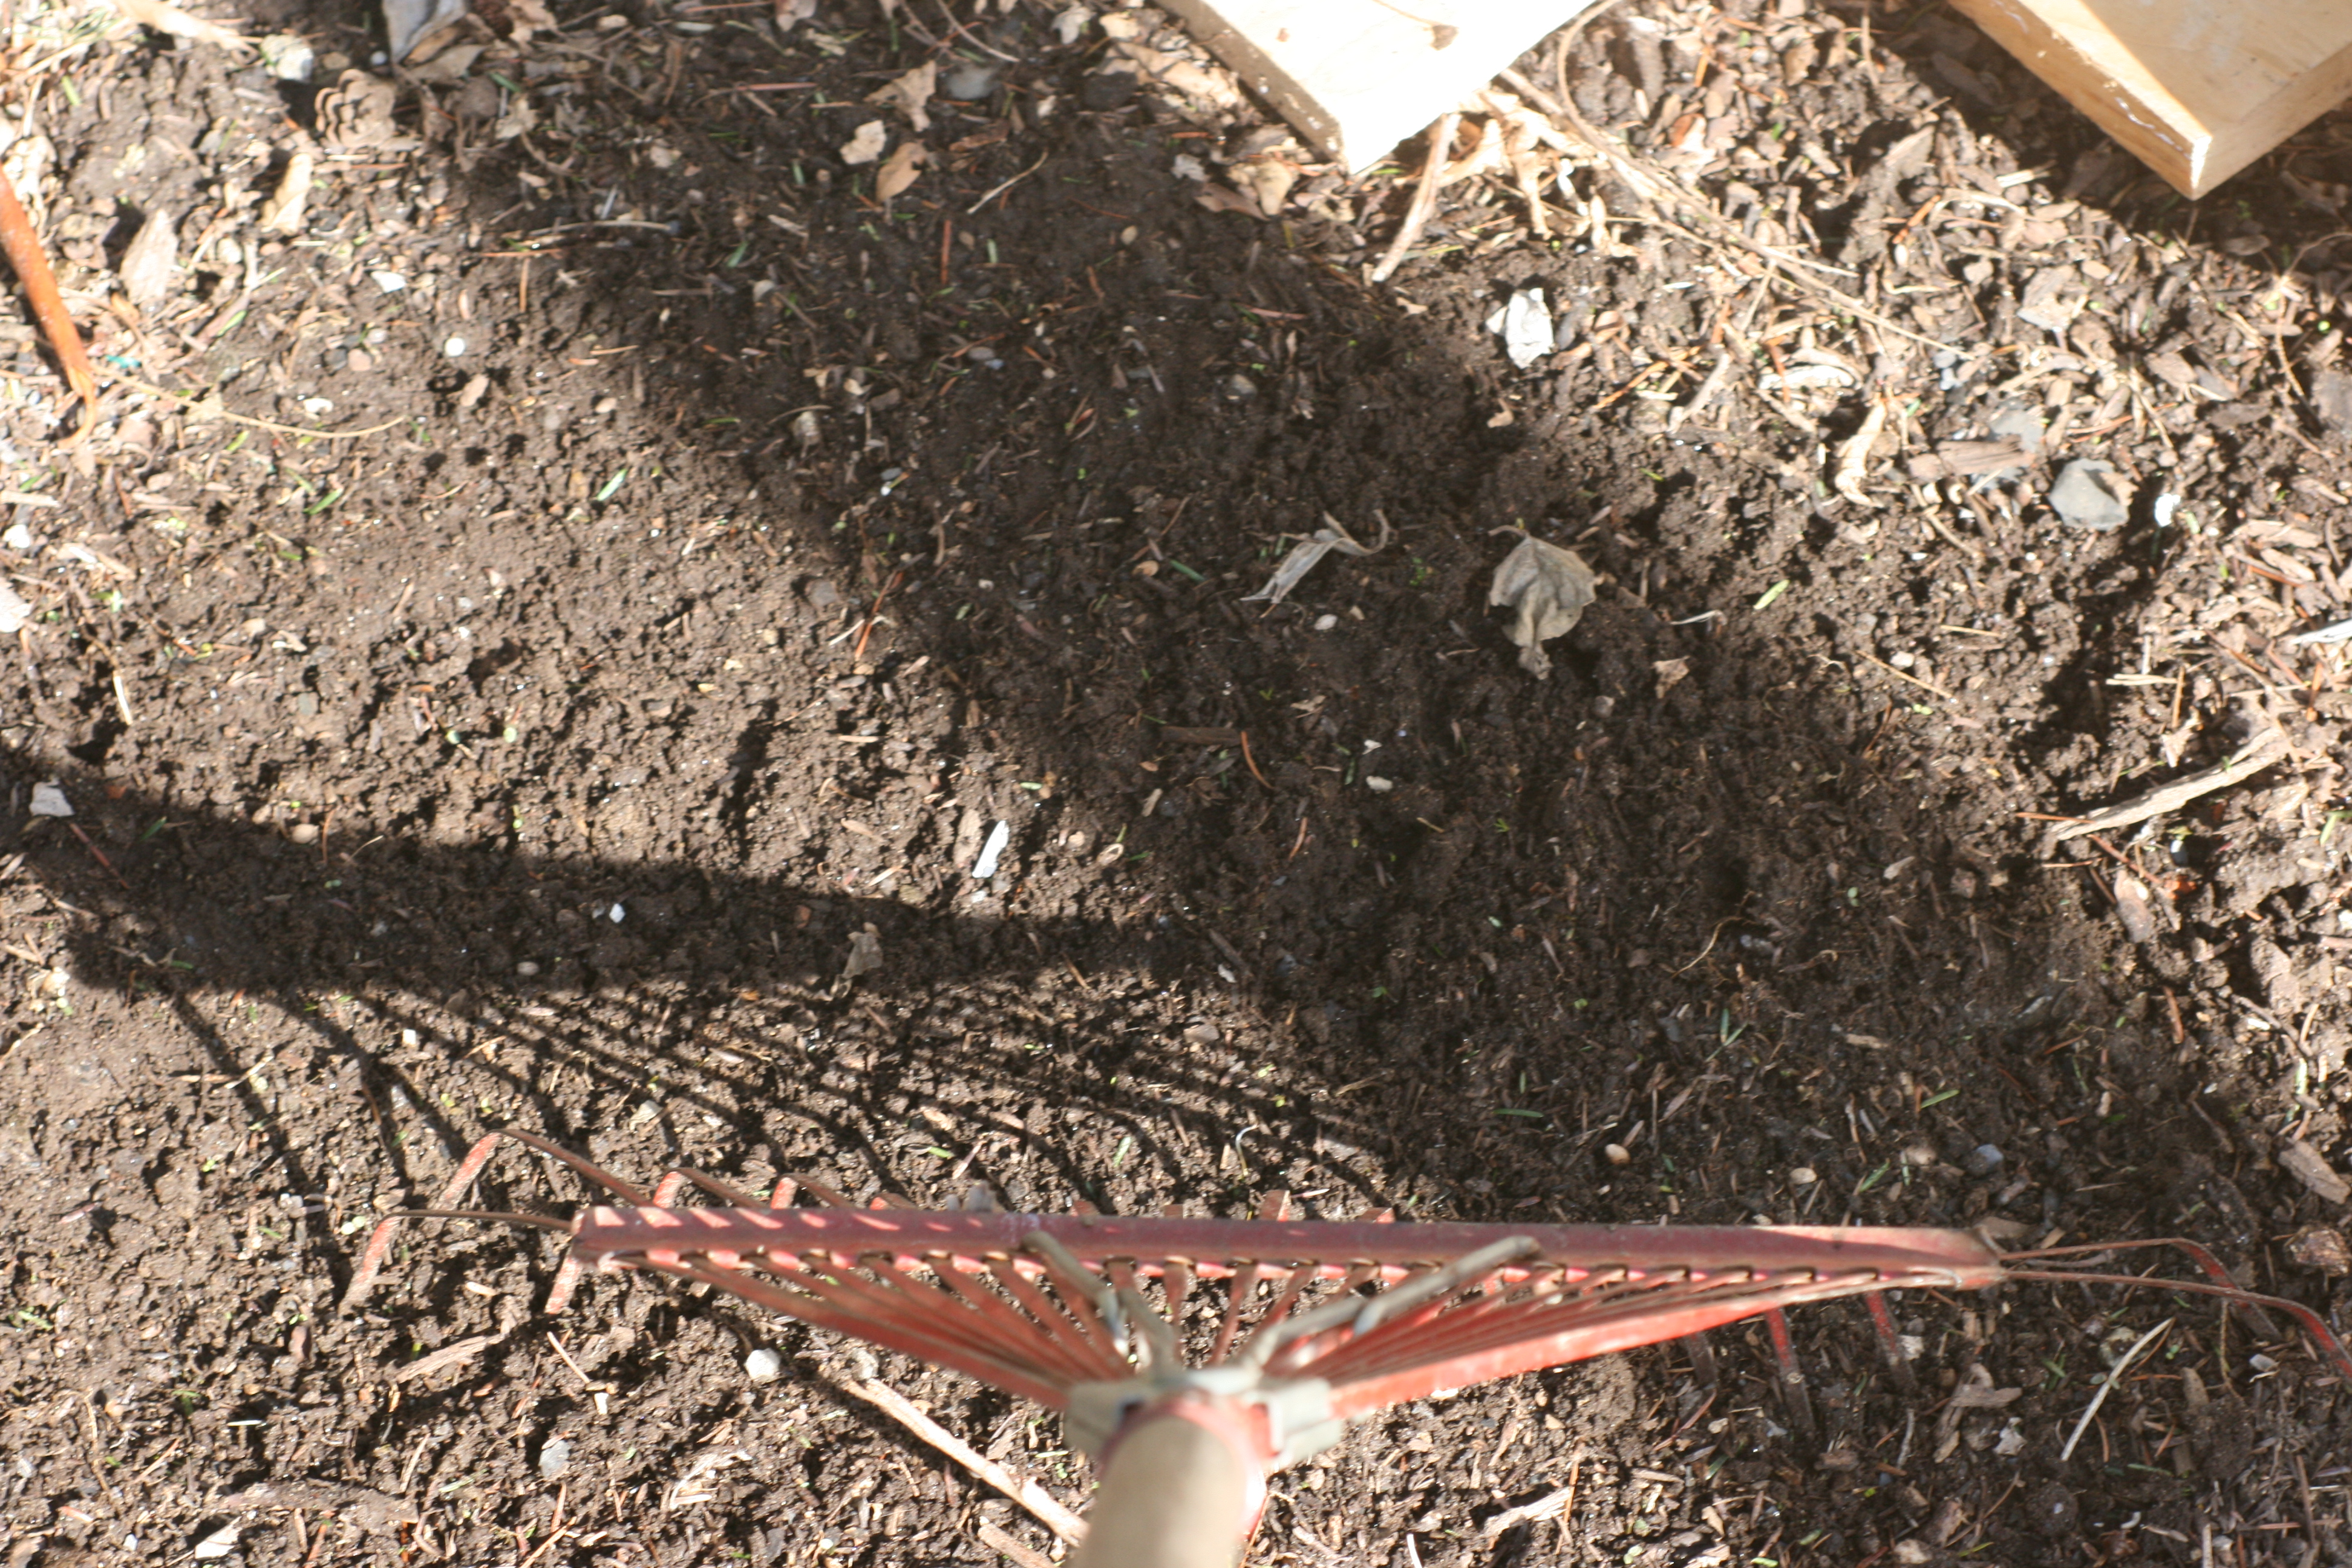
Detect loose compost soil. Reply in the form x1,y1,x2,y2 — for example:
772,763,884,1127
0,0,2348,1565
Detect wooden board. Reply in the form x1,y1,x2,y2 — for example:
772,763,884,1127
1156,0,1605,174
1948,0,2352,197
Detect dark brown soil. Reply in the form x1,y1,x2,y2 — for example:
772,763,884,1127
1,0,2348,1565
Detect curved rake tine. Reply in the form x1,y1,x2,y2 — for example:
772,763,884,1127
2008,1236,2282,1338
2005,1264,2352,1383
342,1130,649,1312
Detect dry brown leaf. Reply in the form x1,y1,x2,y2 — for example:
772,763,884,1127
109,0,252,52
874,142,926,201
1831,398,1887,509
118,208,177,310
1488,534,1596,679
259,147,314,234
1193,183,1258,216
867,61,936,132
840,120,888,166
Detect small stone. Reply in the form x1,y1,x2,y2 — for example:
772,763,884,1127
288,823,319,844
1602,1143,1631,1166
443,335,468,358
1182,1022,1221,1047
1965,1143,2004,1175
538,1437,570,1478
515,960,541,977
28,782,71,817
1789,1166,1817,1186
2048,459,2129,531
745,1348,782,1382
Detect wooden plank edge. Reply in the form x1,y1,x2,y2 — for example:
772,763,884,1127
1951,0,2352,198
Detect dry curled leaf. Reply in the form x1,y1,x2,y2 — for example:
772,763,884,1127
118,207,177,310
1488,534,1596,679
867,61,936,132
1831,398,1886,509
840,120,888,166
874,142,926,200
841,923,884,984
2288,1224,2352,1276
1243,511,1391,606
259,146,314,234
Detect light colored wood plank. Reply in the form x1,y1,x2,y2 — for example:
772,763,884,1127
1157,0,1605,174
1949,0,2352,197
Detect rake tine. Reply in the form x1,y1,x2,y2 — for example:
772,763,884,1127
1763,1307,1817,1442
1864,1292,1918,1396
1157,1203,1197,1325
2003,1261,2352,1383
2010,1237,2284,1339
341,1131,650,1310
637,1253,1076,1409
1208,1193,1290,1365
1024,1232,1132,1361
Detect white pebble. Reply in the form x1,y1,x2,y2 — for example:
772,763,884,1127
443,335,468,358
1314,613,1338,632
515,960,540,976
744,1348,782,1383
1789,1166,1817,1186
609,903,626,924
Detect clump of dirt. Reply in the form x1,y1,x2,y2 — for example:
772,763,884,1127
0,0,2346,1564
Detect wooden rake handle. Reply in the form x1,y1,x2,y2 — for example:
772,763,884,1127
1073,1407,1255,1568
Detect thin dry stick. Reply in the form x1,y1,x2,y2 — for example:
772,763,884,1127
1544,10,1947,353
1370,112,1459,284
2058,1318,2169,1462
2047,730,2288,843
0,161,98,431
838,1375,1089,1546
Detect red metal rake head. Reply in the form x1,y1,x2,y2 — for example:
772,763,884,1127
346,1133,2352,1568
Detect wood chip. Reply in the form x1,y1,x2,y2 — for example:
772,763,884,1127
391,1333,500,1383
975,1520,1057,1568
2279,1140,2351,1205
2046,729,2287,843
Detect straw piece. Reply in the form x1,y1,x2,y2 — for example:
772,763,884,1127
839,1375,1089,1546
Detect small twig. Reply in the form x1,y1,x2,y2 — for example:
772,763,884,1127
393,1333,502,1383
1370,112,1459,284
126,378,408,440
852,569,904,662
840,1376,1088,1546
968,151,1048,215
2059,1318,2170,1462
1239,729,1271,789
1544,13,1946,351
2047,729,2287,843
1854,647,1956,704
